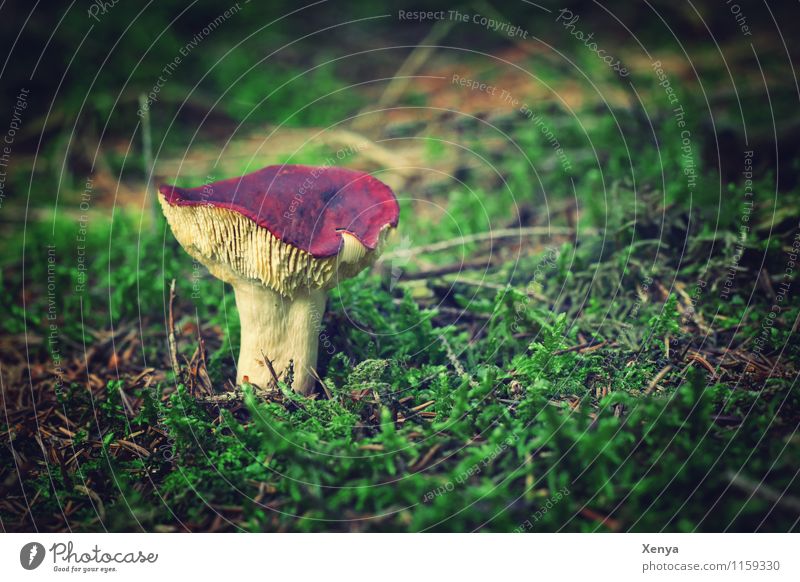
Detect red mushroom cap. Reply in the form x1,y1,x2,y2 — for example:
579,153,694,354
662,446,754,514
159,165,399,258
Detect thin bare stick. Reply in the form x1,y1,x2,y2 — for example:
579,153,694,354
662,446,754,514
440,335,477,388
259,350,281,388
309,366,333,400
644,364,673,395
409,400,435,412
400,259,493,280
453,277,547,302
379,226,583,262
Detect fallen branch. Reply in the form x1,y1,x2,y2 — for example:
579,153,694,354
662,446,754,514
399,259,493,280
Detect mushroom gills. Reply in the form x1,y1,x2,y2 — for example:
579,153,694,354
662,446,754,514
337,231,367,264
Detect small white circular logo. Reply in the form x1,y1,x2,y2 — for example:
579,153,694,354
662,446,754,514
20,542,46,570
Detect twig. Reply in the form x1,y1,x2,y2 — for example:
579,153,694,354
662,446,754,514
758,268,776,300
409,400,435,412
554,341,610,355
411,443,442,471
579,507,622,531
167,279,181,383
400,259,493,280
196,326,213,395
684,351,718,379
426,304,491,321
309,366,333,400
116,385,135,417
726,471,800,514
359,444,385,451
644,364,673,395
674,282,711,334
74,485,106,521
259,350,281,388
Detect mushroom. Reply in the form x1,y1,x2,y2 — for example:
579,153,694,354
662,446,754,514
158,164,399,394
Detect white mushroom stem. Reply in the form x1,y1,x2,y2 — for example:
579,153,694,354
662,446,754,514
233,282,326,395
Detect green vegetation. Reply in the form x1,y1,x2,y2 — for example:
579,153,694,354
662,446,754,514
3,102,798,530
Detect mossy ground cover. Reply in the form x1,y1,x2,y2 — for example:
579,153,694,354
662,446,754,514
2,121,797,531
